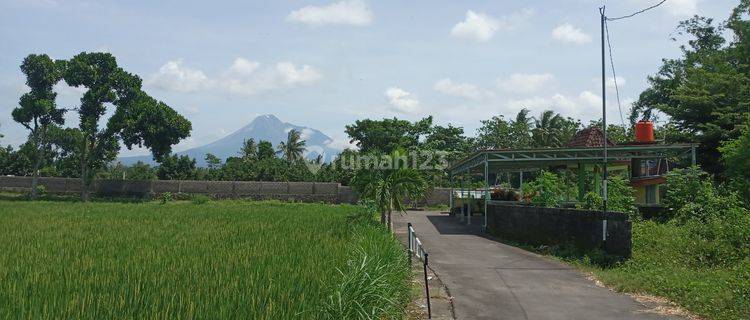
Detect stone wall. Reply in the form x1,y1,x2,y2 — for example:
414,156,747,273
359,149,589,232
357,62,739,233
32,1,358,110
0,176,340,203
0,176,453,206
485,204,632,257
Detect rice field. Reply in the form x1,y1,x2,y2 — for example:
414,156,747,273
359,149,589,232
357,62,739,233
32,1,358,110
0,199,410,319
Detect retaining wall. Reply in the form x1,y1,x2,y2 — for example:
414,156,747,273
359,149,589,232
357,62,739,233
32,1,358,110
486,204,632,257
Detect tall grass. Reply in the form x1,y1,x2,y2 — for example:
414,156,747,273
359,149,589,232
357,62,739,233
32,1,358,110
0,200,410,319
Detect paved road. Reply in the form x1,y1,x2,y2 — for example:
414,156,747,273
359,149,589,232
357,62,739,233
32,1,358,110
394,211,684,320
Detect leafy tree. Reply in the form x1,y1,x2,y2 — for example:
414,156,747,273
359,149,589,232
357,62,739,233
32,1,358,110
424,123,469,153
239,138,257,161
11,54,66,199
257,140,275,160
351,150,427,231
127,161,156,180
631,5,750,174
60,52,191,200
345,117,432,153
156,155,196,180
720,119,750,202
277,129,306,162
475,115,514,149
205,153,222,170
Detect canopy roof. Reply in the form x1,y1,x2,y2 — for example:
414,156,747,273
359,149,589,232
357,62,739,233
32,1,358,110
447,143,697,175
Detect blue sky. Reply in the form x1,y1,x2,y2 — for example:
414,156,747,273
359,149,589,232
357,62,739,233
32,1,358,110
0,0,740,156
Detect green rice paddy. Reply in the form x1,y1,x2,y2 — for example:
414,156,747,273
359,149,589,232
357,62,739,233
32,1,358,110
0,200,410,319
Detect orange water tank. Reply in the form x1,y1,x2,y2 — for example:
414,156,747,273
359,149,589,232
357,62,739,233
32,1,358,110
635,120,655,143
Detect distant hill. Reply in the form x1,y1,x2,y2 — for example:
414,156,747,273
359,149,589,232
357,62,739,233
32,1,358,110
118,114,342,166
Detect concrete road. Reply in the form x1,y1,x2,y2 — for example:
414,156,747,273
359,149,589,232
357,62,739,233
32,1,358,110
394,211,684,320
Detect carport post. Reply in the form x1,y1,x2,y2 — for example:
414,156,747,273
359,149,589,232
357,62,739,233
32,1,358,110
466,168,471,226
459,172,465,222
484,153,490,228
449,173,454,213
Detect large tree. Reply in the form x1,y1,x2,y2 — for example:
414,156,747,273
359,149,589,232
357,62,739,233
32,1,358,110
531,110,580,148
11,54,66,199
630,2,750,174
62,52,191,200
345,116,433,153
277,129,306,162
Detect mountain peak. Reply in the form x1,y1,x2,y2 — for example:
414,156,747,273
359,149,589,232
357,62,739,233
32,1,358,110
119,114,342,166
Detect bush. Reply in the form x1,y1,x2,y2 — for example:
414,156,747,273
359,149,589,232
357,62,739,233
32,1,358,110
523,171,565,207
664,166,745,223
190,194,210,205
579,176,638,219
159,192,173,204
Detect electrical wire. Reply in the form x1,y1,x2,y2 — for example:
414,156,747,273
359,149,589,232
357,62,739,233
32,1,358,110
606,0,667,21
604,19,626,127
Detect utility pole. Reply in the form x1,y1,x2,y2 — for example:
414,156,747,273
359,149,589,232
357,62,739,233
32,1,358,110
600,6,609,242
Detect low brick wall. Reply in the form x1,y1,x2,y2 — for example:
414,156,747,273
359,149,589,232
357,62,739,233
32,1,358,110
486,204,631,257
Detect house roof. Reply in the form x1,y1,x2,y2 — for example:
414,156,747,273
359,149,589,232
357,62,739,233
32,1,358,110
567,126,615,148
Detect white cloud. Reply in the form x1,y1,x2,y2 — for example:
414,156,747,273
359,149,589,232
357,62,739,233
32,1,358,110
551,23,591,44
385,87,420,115
147,60,211,92
300,128,315,140
276,62,322,85
286,0,372,26
434,78,482,99
147,58,322,96
498,73,554,93
506,94,579,116
450,9,533,42
325,136,359,151
579,90,601,107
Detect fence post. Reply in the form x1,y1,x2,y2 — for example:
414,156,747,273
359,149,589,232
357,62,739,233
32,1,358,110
423,252,432,319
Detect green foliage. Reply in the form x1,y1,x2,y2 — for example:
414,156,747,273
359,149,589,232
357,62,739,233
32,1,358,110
524,171,565,207
156,155,196,180
351,150,428,230
159,192,173,204
12,54,67,199
475,109,581,150
345,117,433,153
0,200,410,319
719,119,750,203
190,194,210,205
61,52,191,200
663,166,745,223
578,176,637,218
256,140,275,160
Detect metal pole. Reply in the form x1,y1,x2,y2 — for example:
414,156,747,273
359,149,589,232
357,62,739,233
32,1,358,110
407,222,413,265
600,6,609,242
691,145,696,166
466,168,471,226
484,153,490,229
460,173,465,222
423,253,432,319
449,174,454,213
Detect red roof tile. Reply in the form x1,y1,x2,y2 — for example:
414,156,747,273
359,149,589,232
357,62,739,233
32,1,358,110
567,126,615,147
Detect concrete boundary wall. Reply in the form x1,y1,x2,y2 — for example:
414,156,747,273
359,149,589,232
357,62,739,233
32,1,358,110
0,176,452,205
486,204,632,257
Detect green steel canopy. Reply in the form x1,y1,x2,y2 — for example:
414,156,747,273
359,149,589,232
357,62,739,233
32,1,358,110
448,144,697,175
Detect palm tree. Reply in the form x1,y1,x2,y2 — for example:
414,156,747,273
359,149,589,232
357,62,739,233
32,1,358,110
532,110,565,147
277,129,306,162
511,108,533,148
352,150,427,231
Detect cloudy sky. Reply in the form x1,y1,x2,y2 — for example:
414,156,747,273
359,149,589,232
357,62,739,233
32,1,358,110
0,0,740,156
